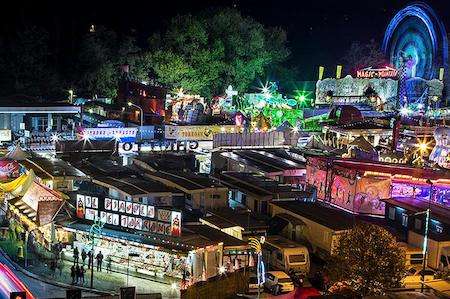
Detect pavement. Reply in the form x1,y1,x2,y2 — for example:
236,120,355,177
24,254,179,298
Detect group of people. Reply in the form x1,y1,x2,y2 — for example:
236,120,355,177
72,247,106,271
70,264,86,285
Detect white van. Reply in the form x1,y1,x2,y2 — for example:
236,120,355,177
263,235,310,274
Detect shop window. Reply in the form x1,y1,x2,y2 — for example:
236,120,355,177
37,117,48,132
402,213,408,227
210,194,221,199
436,225,443,234
415,219,422,230
388,207,395,220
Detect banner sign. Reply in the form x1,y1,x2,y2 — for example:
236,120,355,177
77,127,138,142
356,66,398,79
165,125,236,141
76,194,181,236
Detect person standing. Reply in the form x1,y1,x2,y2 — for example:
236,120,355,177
80,265,85,285
81,248,87,265
87,250,93,270
106,255,112,273
75,265,80,284
70,265,76,284
73,247,79,264
96,251,104,272
50,259,56,277
58,260,63,277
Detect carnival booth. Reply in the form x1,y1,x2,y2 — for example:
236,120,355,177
61,192,228,284
5,172,68,248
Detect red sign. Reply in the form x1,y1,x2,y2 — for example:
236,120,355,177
356,66,398,79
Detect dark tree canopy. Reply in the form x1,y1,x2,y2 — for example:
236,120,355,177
342,39,387,76
0,8,292,100
147,8,291,97
75,26,143,99
327,224,406,296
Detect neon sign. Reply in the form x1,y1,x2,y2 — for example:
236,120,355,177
356,66,398,79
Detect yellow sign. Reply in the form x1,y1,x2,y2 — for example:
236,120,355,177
165,125,237,141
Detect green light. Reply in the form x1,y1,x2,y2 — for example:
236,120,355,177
298,95,306,102
276,110,283,118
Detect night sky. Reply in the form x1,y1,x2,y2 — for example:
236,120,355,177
1,0,450,80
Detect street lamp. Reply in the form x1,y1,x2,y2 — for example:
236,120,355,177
127,102,143,127
415,179,433,293
127,102,144,142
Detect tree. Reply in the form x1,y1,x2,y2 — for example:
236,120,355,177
327,224,406,296
147,8,290,97
76,27,143,98
342,39,387,76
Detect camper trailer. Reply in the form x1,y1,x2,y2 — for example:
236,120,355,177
263,235,310,274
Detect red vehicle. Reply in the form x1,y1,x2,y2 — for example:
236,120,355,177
295,287,321,299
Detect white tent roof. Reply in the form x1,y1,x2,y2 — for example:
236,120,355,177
5,146,29,161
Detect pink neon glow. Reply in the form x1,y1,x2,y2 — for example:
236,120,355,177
0,263,35,299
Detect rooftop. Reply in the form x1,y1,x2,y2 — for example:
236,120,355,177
144,170,225,192
93,175,178,197
218,172,309,199
133,153,197,172
270,200,355,231
0,95,80,113
384,197,450,225
234,150,304,171
220,151,282,174
201,208,268,230
183,224,247,248
21,154,86,180
63,156,180,197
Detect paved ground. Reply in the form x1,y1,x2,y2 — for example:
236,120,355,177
26,257,179,298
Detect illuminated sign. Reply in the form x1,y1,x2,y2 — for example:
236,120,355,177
77,193,182,236
78,127,138,142
165,125,237,141
120,140,199,154
356,66,398,79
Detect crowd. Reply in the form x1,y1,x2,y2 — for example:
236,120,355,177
68,247,112,285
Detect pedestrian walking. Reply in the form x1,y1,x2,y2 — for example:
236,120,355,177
50,259,56,277
73,247,79,264
106,255,112,273
87,250,93,269
81,248,87,265
70,265,76,284
75,265,80,284
96,251,103,272
58,260,63,277
80,265,85,284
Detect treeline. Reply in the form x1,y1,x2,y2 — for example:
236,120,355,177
0,8,296,101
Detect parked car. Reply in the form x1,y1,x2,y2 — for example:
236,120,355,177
402,268,435,289
248,274,264,293
264,271,295,295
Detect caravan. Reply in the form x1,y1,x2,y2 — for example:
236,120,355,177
263,235,310,274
